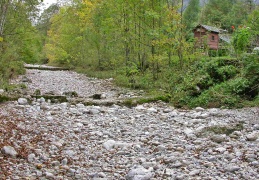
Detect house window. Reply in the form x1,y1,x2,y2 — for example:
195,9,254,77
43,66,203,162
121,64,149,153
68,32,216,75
211,35,215,41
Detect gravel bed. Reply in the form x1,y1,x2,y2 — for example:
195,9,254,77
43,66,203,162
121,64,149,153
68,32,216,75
0,68,258,179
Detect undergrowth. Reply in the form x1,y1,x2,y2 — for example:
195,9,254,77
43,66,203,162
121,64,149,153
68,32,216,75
65,54,259,108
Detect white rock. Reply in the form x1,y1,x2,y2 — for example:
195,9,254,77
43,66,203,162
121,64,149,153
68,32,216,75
208,108,219,116
101,93,107,99
126,165,154,180
76,103,85,108
189,169,200,176
184,128,194,136
60,102,69,109
75,122,84,127
28,153,36,163
2,146,18,157
18,98,28,105
45,172,54,178
64,150,76,157
246,132,258,141
163,108,172,113
98,172,106,178
215,147,226,153
61,158,68,165
103,140,116,151
225,165,240,172
46,116,53,121
69,108,78,114
0,89,4,94
39,97,45,103
89,109,100,114
164,168,175,176
114,141,131,149
135,105,146,111
195,107,205,112
147,107,157,113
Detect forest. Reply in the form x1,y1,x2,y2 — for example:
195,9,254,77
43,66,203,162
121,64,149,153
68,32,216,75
0,0,259,108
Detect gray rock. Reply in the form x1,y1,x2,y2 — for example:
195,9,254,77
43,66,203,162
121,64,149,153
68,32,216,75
97,172,106,178
22,76,32,82
46,116,53,121
163,108,172,113
39,97,45,103
28,153,36,162
70,108,78,114
103,140,116,151
189,169,200,176
18,98,28,105
45,172,54,179
101,93,107,99
0,89,4,94
147,107,157,113
215,147,226,153
171,161,183,168
76,103,85,108
246,132,258,141
89,108,100,114
195,107,205,112
225,165,240,172
135,105,146,111
211,135,227,143
61,158,68,165
51,160,60,166
64,150,76,157
103,140,130,151
2,146,18,157
126,165,153,180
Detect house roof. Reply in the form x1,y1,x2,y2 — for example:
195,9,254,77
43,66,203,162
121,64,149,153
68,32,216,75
219,34,231,43
194,24,220,33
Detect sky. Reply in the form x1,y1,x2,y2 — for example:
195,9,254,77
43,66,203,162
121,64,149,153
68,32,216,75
40,0,57,10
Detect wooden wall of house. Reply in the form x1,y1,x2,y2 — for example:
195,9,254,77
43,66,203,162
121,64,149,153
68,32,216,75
207,32,219,50
194,27,219,50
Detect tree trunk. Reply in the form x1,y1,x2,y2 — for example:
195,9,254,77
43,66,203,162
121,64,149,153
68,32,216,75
0,0,10,36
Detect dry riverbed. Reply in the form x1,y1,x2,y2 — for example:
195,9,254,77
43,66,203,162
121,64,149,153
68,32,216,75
0,68,258,179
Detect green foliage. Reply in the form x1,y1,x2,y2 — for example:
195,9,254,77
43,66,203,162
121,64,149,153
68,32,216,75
199,0,253,31
183,0,200,38
232,27,252,56
171,56,258,108
247,9,259,36
0,0,41,85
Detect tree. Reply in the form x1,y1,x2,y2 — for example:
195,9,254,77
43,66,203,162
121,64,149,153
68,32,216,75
0,0,42,85
247,8,259,47
183,0,200,39
232,26,251,56
200,0,236,29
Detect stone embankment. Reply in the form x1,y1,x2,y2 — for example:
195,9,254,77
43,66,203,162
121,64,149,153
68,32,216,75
0,66,258,179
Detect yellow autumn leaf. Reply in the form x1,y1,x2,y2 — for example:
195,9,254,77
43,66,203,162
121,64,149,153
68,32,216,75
0,37,3,42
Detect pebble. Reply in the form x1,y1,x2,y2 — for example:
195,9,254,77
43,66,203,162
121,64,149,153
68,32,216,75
17,98,28,105
1,146,18,157
246,132,258,141
126,165,154,180
211,134,227,143
225,165,240,172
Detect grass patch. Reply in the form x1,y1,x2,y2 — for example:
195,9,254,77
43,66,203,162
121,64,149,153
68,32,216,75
197,123,244,137
122,93,171,107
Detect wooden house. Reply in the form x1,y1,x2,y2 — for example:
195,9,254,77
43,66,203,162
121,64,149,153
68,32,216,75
193,24,230,50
